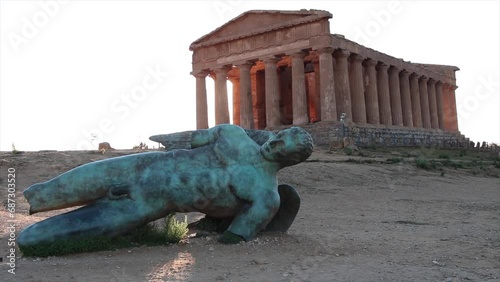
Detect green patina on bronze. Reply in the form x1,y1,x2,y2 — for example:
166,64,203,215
19,124,313,247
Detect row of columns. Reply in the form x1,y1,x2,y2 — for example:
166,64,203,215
328,48,458,132
194,48,340,129
194,48,458,132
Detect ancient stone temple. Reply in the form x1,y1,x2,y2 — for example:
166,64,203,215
190,9,465,146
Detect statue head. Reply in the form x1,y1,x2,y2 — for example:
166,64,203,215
260,127,314,167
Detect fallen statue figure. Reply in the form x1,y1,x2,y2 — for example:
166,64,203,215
18,124,313,247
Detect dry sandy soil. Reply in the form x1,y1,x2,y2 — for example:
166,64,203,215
0,148,499,282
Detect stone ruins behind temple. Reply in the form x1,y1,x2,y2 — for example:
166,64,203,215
189,9,469,147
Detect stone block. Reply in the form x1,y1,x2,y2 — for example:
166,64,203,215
329,138,344,150
98,142,113,154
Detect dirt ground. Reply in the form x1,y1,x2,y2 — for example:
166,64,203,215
0,148,499,282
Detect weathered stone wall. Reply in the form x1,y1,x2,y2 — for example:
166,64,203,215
270,121,472,148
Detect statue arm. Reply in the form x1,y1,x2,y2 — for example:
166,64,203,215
225,188,281,241
190,129,217,148
191,125,256,148
243,129,276,145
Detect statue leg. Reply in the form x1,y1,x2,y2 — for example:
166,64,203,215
24,152,163,214
226,190,281,241
18,196,167,247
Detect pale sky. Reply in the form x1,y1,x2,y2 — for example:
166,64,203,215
1,0,499,151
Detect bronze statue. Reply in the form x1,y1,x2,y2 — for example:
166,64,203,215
19,124,313,247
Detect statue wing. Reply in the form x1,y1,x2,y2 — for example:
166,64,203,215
149,131,194,150
150,126,276,150
264,184,301,232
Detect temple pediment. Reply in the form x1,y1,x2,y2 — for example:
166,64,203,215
189,9,332,50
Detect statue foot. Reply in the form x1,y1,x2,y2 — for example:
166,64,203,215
217,231,244,244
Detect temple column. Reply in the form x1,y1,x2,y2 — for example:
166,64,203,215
318,47,336,121
251,70,266,129
305,65,318,123
399,70,413,127
376,62,391,125
449,85,459,132
349,54,366,123
291,51,308,125
428,78,439,129
363,58,379,125
194,70,209,129
214,66,231,125
238,62,254,129
435,81,445,130
442,83,451,131
409,73,422,127
313,59,322,120
388,66,403,126
228,74,240,126
419,76,431,129
334,49,352,121
264,56,281,127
